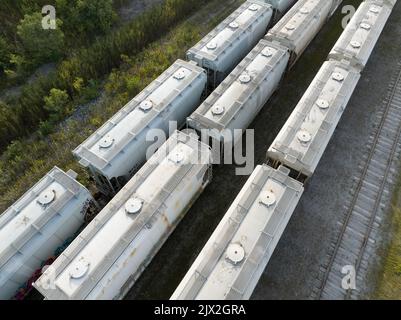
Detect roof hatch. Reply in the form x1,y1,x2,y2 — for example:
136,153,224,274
260,190,276,207
99,135,114,149
226,243,245,265
297,130,312,143
37,189,56,206
125,198,143,214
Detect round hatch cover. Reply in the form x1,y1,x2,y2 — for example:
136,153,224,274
226,243,245,264
239,74,251,84
262,47,273,57
38,190,55,205
286,23,295,31
360,22,371,30
206,41,217,50
260,190,276,207
139,100,153,111
229,21,239,29
300,8,310,14
70,259,90,279
316,99,329,110
211,105,225,116
249,4,259,11
350,40,361,48
174,70,186,80
297,130,312,143
99,135,114,148
169,151,185,164
125,198,143,214
369,6,380,14
332,72,344,82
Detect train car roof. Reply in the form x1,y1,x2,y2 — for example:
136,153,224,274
35,131,211,300
267,60,361,177
172,164,303,300
188,39,289,141
0,167,90,272
187,1,273,66
72,60,205,179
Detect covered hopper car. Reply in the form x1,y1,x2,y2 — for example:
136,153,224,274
34,131,212,300
265,0,340,67
266,60,360,180
0,167,93,300
329,0,395,71
73,60,207,196
186,0,274,87
187,39,290,146
171,164,303,300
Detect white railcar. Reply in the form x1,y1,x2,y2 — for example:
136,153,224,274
266,0,297,19
187,39,290,146
267,61,360,180
329,0,394,70
34,131,212,300
73,60,206,196
171,164,303,300
265,0,336,66
186,0,274,87
0,167,92,300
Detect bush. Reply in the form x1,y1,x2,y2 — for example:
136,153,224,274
0,102,22,146
44,88,70,120
38,120,55,137
7,53,26,77
0,37,11,74
72,77,84,93
56,0,116,38
17,12,64,65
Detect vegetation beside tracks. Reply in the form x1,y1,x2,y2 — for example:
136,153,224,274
374,168,401,299
0,0,244,213
0,0,213,151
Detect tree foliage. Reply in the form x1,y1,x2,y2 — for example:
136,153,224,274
17,12,64,65
0,0,119,89
44,88,70,118
0,0,211,151
0,37,10,74
0,0,50,39
56,0,116,38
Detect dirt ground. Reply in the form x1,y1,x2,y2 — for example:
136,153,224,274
124,0,401,300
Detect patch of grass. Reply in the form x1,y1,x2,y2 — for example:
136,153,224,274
374,169,401,299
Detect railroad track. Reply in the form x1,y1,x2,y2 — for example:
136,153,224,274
312,59,401,300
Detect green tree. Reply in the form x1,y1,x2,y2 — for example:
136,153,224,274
56,0,116,38
0,0,211,151
76,0,116,35
7,53,26,78
44,88,70,119
0,36,10,74
17,12,64,65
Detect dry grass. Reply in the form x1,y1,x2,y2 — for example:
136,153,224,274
374,170,401,299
